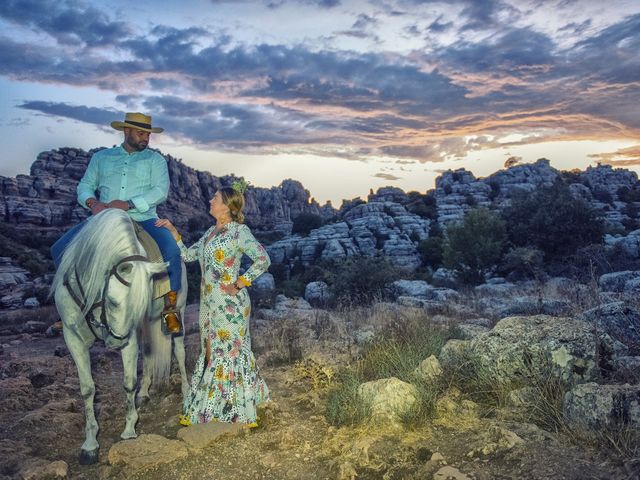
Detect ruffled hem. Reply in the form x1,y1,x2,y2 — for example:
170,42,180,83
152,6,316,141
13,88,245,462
183,351,269,425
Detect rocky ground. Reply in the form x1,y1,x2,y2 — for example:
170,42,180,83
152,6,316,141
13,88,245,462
1,299,638,480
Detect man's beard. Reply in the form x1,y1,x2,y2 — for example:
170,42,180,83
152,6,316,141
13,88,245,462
127,138,147,151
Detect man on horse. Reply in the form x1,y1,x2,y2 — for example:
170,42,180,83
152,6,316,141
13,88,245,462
51,112,182,334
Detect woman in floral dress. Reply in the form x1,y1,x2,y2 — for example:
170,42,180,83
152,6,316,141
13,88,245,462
156,184,270,426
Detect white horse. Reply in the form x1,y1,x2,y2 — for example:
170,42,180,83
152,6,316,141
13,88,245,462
51,209,188,465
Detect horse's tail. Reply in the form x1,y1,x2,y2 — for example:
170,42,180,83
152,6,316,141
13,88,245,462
142,299,173,388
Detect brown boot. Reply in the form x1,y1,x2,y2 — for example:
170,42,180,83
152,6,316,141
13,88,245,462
162,290,182,334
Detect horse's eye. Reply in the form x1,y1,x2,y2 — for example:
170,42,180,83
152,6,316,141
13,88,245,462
107,297,120,308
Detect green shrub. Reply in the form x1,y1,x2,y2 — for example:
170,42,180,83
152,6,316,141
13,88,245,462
443,208,507,284
330,256,401,305
325,369,372,426
292,213,324,236
418,237,444,268
325,318,453,427
502,182,605,260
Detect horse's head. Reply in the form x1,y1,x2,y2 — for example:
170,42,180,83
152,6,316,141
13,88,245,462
52,209,167,345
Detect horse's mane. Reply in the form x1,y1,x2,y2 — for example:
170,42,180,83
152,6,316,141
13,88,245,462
51,209,158,324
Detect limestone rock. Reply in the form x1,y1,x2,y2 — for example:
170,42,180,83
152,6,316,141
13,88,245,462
20,460,68,480
578,302,640,354
304,281,333,306
433,466,471,480
357,377,417,425
563,382,640,429
414,355,443,383
469,315,604,385
176,421,243,450
108,434,189,471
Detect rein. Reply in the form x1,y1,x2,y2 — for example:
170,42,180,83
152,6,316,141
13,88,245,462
64,255,150,342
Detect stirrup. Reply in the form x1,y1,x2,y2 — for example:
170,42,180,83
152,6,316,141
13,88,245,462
161,309,182,335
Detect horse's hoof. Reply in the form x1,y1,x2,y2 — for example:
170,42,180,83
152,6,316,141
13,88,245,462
79,447,99,465
120,431,138,440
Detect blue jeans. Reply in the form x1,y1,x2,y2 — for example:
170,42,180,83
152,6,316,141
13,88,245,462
51,217,182,291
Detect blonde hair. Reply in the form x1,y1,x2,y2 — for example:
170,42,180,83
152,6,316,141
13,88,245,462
220,187,245,223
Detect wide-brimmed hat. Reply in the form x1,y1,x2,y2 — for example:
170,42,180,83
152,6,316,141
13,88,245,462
110,112,164,133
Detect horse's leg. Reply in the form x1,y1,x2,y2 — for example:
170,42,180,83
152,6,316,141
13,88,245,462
63,329,100,465
120,333,139,439
138,322,152,404
173,334,189,400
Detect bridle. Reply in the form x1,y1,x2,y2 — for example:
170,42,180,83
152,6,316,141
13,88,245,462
64,255,150,341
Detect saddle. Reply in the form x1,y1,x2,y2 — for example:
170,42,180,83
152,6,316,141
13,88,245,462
132,222,171,300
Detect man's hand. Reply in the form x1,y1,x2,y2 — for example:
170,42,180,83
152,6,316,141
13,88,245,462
107,200,129,211
90,202,108,215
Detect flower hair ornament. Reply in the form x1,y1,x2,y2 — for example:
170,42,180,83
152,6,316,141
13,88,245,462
231,179,250,194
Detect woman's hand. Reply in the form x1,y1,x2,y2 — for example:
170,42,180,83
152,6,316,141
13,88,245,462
155,218,181,241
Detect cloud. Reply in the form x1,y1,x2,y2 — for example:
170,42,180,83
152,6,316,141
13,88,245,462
588,144,640,166
0,0,130,47
373,172,401,180
3,2,640,168
18,101,119,126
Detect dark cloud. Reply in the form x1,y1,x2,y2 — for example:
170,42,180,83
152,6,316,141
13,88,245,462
568,13,640,83
373,172,402,180
438,27,556,74
0,0,130,47
427,17,452,33
18,101,119,126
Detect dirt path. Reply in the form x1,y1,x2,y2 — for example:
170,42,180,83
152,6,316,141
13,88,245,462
1,305,637,480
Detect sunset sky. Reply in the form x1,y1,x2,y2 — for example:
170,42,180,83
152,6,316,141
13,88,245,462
1,0,639,205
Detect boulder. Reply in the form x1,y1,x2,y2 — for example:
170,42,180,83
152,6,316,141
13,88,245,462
414,355,443,383
469,315,605,385
357,377,417,426
304,281,333,306
563,382,640,429
578,302,640,354
108,434,189,471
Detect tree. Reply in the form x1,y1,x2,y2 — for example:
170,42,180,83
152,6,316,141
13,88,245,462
443,208,507,284
291,212,323,236
502,182,604,260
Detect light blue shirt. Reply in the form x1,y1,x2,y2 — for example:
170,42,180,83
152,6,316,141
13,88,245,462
77,145,169,222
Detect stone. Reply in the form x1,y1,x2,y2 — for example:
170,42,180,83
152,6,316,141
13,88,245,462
563,382,640,429
357,377,418,425
176,421,243,450
23,297,40,308
20,460,68,480
578,302,640,354
469,315,605,385
438,339,470,369
433,466,471,480
304,281,333,306
598,271,640,292
414,355,443,383
391,280,431,298
456,323,490,340
250,272,276,308
108,434,189,470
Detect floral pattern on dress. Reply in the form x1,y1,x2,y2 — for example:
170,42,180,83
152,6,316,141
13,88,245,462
177,222,271,424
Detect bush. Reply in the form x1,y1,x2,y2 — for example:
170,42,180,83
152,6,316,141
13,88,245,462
406,192,437,219
325,317,454,427
292,213,323,236
330,256,401,305
418,237,444,268
443,208,507,284
502,182,605,261
499,247,545,280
